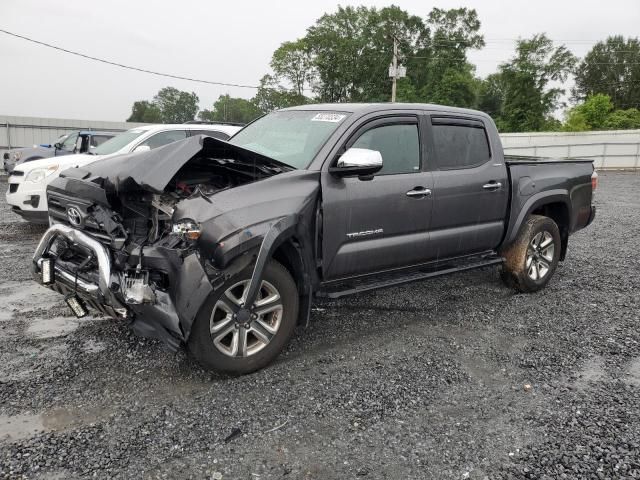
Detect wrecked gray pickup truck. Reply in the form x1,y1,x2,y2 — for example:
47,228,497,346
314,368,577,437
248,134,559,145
33,104,597,374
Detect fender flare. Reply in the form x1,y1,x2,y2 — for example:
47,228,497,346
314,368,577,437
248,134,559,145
243,215,300,307
504,190,571,246
230,214,315,327
186,214,313,340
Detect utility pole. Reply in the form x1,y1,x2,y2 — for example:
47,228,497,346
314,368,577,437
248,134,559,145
389,36,405,102
391,36,398,103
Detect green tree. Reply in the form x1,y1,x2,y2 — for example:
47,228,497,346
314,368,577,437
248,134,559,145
573,36,640,110
564,94,613,131
252,75,308,113
604,108,640,129
496,34,577,132
562,109,590,132
127,87,200,123
427,67,477,107
265,6,486,106
394,77,419,102
153,87,199,123
198,94,263,124
127,100,163,123
562,94,640,131
270,40,314,96
417,8,484,108
304,5,429,102
476,73,505,119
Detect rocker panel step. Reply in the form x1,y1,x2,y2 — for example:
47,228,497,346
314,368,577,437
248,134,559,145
317,255,504,299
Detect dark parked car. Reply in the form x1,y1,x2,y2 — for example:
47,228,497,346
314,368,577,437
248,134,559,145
3,130,117,173
33,103,596,374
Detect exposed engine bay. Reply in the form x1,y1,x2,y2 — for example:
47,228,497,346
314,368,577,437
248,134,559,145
109,155,267,245
38,135,295,348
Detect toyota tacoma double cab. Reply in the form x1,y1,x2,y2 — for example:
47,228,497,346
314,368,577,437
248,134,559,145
33,104,596,374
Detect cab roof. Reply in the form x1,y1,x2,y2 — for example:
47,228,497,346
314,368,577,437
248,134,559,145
78,130,118,136
282,102,492,120
125,123,242,135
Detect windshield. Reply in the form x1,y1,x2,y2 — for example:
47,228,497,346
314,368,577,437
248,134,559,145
92,129,147,155
228,110,349,168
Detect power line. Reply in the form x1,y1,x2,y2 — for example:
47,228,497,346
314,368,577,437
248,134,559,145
0,28,259,89
3,27,638,93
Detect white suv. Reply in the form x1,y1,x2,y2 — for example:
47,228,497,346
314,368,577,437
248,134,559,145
7,123,241,223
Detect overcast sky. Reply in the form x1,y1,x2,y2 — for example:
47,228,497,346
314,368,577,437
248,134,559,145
1,0,639,122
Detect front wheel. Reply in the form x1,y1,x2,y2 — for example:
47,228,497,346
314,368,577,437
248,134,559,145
187,260,299,375
500,215,561,293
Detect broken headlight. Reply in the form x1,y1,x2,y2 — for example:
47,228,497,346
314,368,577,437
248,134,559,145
172,219,201,241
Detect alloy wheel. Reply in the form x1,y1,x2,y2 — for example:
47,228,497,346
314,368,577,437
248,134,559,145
526,231,555,281
209,280,283,357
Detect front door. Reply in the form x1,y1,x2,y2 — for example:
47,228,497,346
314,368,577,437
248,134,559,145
321,116,434,280
55,132,79,157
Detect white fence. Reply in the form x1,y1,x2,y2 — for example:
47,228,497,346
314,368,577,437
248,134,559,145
501,129,640,170
2,115,639,170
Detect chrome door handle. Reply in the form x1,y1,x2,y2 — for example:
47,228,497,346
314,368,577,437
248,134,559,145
406,187,432,198
483,182,502,191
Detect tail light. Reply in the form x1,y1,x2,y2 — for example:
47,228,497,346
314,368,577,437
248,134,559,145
591,171,598,199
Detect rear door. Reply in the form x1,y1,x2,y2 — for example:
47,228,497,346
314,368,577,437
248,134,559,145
426,116,509,259
321,114,434,280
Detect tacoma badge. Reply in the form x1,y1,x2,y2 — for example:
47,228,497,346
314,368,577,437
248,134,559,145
346,228,384,239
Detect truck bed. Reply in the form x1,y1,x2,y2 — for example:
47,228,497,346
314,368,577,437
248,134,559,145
502,156,595,249
505,154,594,165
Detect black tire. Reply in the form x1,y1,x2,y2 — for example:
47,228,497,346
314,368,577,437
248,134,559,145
187,260,299,375
500,215,561,293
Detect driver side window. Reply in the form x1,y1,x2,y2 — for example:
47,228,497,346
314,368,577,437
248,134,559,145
351,124,420,175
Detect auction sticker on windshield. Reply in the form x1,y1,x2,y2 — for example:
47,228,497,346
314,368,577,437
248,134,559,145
311,113,346,122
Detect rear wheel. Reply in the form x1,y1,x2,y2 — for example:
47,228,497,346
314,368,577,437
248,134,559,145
500,215,561,293
188,261,299,375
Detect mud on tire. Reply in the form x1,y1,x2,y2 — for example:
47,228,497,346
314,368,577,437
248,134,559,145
500,214,561,293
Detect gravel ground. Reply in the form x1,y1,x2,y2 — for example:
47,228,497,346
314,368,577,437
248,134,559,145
0,172,639,479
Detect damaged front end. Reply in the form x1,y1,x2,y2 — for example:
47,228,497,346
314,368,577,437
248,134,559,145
32,135,307,351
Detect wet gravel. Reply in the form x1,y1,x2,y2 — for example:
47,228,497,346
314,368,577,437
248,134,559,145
0,172,639,479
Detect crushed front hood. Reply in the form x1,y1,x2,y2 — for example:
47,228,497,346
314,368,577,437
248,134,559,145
61,135,294,193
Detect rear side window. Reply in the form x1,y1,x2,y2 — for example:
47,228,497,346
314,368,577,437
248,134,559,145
352,124,420,175
139,130,188,150
190,130,230,141
432,123,490,169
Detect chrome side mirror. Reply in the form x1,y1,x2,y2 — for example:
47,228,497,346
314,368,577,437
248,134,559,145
133,145,151,153
330,148,383,178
